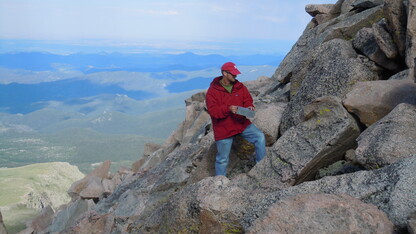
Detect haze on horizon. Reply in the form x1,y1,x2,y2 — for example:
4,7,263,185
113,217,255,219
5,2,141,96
0,0,337,55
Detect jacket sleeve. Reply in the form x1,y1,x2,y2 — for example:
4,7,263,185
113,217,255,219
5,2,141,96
206,89,230,119
242,86,254,108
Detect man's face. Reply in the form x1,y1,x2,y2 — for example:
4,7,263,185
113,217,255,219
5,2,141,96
224,71,237,83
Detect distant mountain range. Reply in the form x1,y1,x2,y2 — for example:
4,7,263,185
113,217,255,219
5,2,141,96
0,51,282,72
0,52,282,114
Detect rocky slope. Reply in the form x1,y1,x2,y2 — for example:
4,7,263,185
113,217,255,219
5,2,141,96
13,0,416,233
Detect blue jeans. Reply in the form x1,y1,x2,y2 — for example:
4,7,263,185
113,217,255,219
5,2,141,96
215,124,266,176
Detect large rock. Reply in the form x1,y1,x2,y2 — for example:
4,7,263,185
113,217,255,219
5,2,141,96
250,96,360,188
244,76,275,97
149,176,248,233
272,5,383,84
102,178,116,196
245,156,416,231
407,0,416,70
181,110,211,145
175,91,210,145
353,27,399,71
258,82,290,104
373,19,399,59
355,103,416,169
79,176,105,199
248,193,394,234
343,79,416,126
47,199,94,233
305,4,333,17
280,39,379,133
352,0,384,11
68,161,111,200
383,0,407,58
252,102,287,146
317,4,384,42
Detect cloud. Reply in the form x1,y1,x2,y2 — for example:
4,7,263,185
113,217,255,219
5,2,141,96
126,8,180,16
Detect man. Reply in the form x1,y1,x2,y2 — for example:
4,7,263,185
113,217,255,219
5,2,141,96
206,62,266,176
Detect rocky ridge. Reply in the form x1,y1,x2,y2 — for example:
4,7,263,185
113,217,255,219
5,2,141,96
12,0,416,233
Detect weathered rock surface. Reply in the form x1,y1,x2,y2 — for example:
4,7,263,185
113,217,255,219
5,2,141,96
273,5,383,85
305,4,333,17
245,156,416,231
244,76,275,97
252,102,287,146
47,199,95,233
136,156,416,233
339,0,356,14
176,91,210,145
61,211,115,234
68,160,112,201
373,18,399,59
138,142,178,172
343,79,416,126
352,0,384,11
353,27,399,71
248,193,394,234
79,176,104,199
407,0,416,70
251,96,360,188
383,0,407,58
355,103,416,169
409,212,416,234
280,38,378,134
315,160,363,179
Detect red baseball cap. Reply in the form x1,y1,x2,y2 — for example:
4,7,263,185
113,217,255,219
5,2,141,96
221,62,241,75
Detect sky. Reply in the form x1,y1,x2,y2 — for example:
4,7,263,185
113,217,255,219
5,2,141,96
0,0,337,55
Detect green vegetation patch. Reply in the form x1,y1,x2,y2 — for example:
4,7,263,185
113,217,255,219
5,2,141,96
0,162,84,233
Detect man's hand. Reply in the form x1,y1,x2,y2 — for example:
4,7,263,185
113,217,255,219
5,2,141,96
248,106,255,111
229,105,238,114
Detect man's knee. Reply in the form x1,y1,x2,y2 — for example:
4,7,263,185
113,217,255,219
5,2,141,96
253,130,265,145
216,156,229,165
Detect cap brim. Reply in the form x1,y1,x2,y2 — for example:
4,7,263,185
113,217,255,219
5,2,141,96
229,69,241,75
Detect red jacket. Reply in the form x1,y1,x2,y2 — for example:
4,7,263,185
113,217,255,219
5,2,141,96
206,76,253,141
